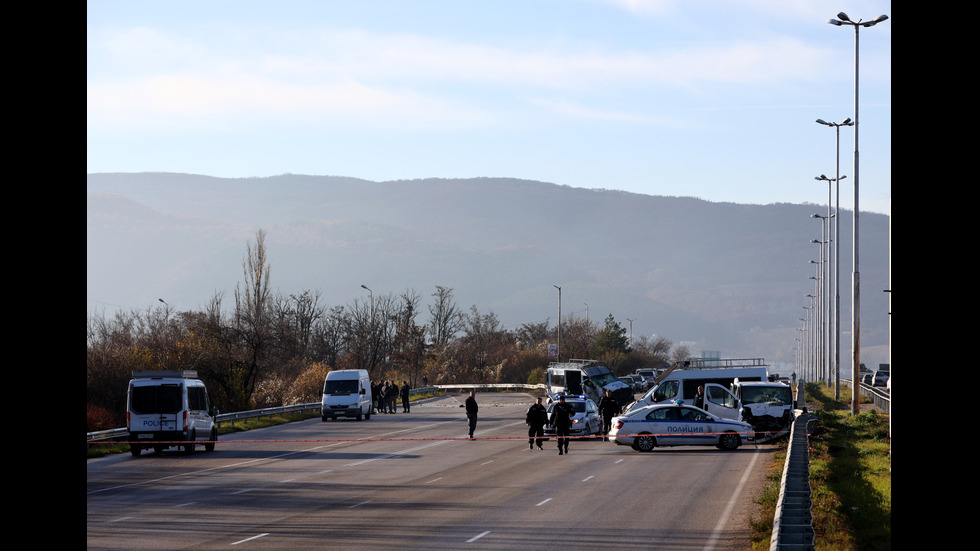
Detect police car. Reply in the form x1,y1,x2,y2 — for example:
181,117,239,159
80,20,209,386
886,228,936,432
607,400,754,451
543,395,602,440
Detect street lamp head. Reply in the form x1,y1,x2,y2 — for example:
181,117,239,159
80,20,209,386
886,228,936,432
863,15,888,27
842,118,852,125
827,18,843,26
837,12,851,22
361,284,371,291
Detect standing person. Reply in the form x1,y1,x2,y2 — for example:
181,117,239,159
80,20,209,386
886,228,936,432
388,381,399,413
549,395,575,455
598,390,621,441
693,385,705,409
465,390,479,439
375,381,385,413
525,396,548,451
381,381,391,413
401,381,411,413
370,381,379,414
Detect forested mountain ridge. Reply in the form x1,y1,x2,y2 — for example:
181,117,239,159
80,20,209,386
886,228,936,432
87,172,890,370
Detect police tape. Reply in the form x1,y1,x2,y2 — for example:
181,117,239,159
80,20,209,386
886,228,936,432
97,431,760,446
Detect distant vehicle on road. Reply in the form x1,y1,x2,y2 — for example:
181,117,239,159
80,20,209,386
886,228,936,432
862,374,874,385
619,377,638,392
872,371,889,387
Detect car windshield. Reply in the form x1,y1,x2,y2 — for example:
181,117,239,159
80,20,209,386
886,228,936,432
549,401,586,413
740,386,793,405
589,372,620,386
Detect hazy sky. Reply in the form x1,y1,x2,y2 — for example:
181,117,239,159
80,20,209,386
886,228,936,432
87,0,891,215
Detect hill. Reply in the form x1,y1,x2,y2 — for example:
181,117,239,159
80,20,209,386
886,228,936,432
86,172,890,372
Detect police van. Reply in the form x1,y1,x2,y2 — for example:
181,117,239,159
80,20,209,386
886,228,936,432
127,370,218,456
627,358,770,420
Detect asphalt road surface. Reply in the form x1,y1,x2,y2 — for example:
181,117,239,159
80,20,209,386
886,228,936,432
87,392,779,550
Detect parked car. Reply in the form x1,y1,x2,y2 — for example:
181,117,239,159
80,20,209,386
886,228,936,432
608,400,754,451
872,371,889,387
862,373,874,385
629,374,647,391
544,395,602,439
619,377,638,392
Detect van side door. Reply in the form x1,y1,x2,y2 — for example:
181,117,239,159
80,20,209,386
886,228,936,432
703,383,741,420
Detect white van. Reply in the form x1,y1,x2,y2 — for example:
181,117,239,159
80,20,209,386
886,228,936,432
321,369,373,421
127,370,217,456
627,365,770,420
546,360,633,408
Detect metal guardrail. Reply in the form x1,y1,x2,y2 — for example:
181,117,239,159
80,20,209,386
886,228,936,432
86,384,546,445
770,411,816,550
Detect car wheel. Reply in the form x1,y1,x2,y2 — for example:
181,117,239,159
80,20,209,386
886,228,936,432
634,433,656,452
130,444,141,457
205,428,217,452
184,431,196,454
718,431,741,450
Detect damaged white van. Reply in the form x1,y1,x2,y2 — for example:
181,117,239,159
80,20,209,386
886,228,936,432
127,370,218,456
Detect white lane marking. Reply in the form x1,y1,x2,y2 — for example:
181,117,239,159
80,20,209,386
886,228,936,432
703,448,761,551
231,533,269,545
348,500,371,509
536,498,552,507
173,502,195,508
106,517,132,523
582,475,594,482
426,477,443,484
466,531,491,543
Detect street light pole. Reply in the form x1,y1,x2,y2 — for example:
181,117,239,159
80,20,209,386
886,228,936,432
816,117,852,401
812,217,829,385
360,284,373,319
554,285,562,362
828,11,888,415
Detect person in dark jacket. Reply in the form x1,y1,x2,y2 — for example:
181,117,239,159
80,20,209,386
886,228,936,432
401,381,411,413
549,395,575,455
465,390,478,439
693,385,705,410
525,396,548,451
376,382,386,413
598,390,621,441
388,381,399,413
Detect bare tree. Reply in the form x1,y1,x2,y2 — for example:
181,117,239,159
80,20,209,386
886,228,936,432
392,290,428,387
428,285,465,347
230,229,273,408
457,305,511,382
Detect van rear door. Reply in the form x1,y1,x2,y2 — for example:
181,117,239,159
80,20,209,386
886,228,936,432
129,382,182,434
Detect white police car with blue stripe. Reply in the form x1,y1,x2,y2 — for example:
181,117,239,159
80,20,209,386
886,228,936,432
608,400,754,451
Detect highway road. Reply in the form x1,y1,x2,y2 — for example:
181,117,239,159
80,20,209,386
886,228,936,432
87,392,780,550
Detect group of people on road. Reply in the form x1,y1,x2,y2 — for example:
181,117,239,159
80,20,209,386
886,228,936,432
409,388,625,454
520,389,622,455
372,380,412,414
